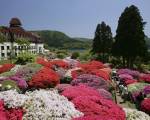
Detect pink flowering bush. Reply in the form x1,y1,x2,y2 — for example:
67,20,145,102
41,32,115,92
73,115,117,120
117,69,140,78
71,74,110,90
72,96,125,120
119,74,133,80
55,84,72,92
0,100,24,120
97,89,112,100
61,84,103,100
141,98,150,115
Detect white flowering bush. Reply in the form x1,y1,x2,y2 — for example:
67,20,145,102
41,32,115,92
10,65,21,72
124,108,150,120
0,89,28,108
0,89,83,120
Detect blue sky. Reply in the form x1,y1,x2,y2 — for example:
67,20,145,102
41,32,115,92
0,0,150,38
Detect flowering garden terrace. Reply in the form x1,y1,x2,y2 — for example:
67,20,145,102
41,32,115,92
0,57,150,120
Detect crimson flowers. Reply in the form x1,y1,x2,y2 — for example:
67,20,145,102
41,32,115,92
29,67,60,88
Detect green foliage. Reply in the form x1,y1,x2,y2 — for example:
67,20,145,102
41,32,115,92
0,33,7,43
0,80,20,91
71,52,80,59
91,21,113,62
112,5,147,68
15,52,36,65
31,30,91,49
16,37,30,46
57,53,66,59
0,71,16,77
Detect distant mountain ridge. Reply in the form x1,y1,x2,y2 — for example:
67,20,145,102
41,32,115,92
30,30,92,49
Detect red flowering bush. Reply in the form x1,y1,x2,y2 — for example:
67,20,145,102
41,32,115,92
29,67,60,88
72,96,125,120
124,79,138,85
79,60,104,70
88,69,110,81
61,84,103,100
139,73,150,83
0,63,15,74
0,100,7,120
51,60,69,69
0,100,23,120
36,57,52,68
6,108,24,120
141,98,150,115
71,69,85,79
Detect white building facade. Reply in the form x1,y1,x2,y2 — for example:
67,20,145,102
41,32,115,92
0,18,44,60
0,42,44,60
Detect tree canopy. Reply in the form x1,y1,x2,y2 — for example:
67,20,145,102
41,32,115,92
112,5,147,68
91,21,113,62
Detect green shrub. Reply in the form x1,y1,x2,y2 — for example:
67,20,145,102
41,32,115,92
0,80,20,91
15,52,36,65
71,52,80,59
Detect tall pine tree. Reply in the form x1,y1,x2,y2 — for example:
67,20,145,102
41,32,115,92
91,21,113,62
112,5,147,68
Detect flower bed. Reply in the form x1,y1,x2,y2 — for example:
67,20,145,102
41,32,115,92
124,108,150,120
72,96,125,120
141,98,150,115
71,74,110,90
62,84,103,100
0,89,83,120
29,67,60,88
0,64,15,74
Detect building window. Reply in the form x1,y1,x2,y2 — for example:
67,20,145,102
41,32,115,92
1,53,5,57
7,46,10,50
7,52,10,56
1,46,4,50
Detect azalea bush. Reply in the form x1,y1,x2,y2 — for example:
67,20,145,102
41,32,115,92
124,108,150,120
62,84,103,100
141,98,150,115
97,89,112,100
29,67,60,88
55,84,72,93
139,73,150,83
0,63,15,74
51,60,69,69
79,60,104,70
143,85,150,96
15,63,42,81
119,74,133,80
36,57,52,68
72,96,125,120
0,100,24,120
117,69,140,78
71,74,110,90
63,57,80,68
0,89,83,120
127,82,149,93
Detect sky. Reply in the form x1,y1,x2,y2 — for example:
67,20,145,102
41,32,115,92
0,0,150,38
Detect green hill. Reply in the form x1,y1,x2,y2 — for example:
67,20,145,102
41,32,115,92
31,30,91,49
